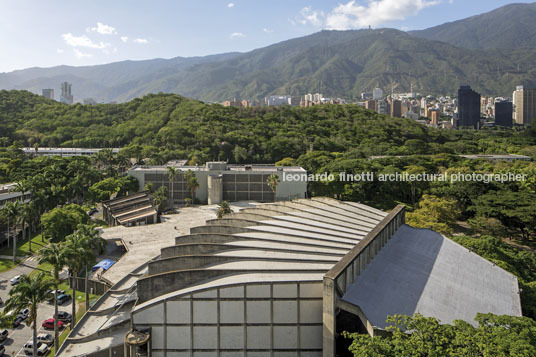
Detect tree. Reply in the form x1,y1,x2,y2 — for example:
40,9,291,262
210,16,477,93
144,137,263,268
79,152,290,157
166,166,177,207
153,186,168,214
5,273,53,357
76,224,106,311
41,204,88,242
39,243,66,352
406,195,461,235
63,230,93,325
471,190,536,241
216,201,232,219
345,313,536,357
267,174,280,195
185,170,199,202
404,165,427,208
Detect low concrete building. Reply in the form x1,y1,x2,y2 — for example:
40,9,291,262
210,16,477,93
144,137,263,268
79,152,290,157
128,162,307,206
21,147,121,157
58,198,521,357
102,192,157,227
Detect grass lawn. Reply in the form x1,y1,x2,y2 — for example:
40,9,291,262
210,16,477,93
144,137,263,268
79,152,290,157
0,259,17,271
0,233,47,257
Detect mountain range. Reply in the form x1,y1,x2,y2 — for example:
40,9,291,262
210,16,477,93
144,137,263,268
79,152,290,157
2,2,536,103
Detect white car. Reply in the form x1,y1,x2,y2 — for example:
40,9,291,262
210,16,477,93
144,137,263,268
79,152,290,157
10,275,22,285
17,308,30,320
36,333,54,346
23,341,49,356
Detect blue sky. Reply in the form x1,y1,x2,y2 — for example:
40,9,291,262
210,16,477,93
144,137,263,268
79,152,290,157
0,0,532,73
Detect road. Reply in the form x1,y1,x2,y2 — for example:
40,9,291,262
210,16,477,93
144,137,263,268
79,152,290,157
0,256,71,357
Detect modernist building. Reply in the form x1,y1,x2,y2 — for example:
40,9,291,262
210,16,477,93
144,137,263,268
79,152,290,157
458,86,481,129
514,86,536,125
102,192,157,227
21,147,121,157
57,198,521,357
494,101,513,127
390,99,402,118
128,162,308,206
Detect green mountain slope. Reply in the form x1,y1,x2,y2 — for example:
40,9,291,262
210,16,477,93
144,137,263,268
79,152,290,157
410,2,536,49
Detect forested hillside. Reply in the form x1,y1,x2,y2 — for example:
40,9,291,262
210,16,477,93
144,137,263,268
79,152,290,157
2,90,535,165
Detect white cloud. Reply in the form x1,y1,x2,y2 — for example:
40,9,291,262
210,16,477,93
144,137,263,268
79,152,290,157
230,32,245,39
133,38,149,44
263,28,274,33
73,49,92,59
56,48,64,54
120,36,129,43
300,7,324,26
87,22,117,35
227,2,234,7
325,0,440,30
62,33,111,49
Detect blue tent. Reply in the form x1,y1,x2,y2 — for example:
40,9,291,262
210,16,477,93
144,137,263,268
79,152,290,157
92,259,115,272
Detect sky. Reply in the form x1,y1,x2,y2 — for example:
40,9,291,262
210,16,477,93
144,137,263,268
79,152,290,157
0,0,533,73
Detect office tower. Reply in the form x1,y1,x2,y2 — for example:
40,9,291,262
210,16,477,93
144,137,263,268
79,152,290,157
458,86,481,129
430,110,439,126
60,82,74,104
42,89,54,100
390,99,402,118
373,88,383,100
494,101,513,127
514,86,536,125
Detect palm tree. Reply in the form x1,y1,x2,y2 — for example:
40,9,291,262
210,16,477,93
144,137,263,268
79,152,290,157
185,170,200,203
1,202,14,249
267,174,280,196
216,201,232,219
63,231,92,325
7,201,22,262
5,273,53,357
77,225,106,311
166,167,177,207
39,243,66,353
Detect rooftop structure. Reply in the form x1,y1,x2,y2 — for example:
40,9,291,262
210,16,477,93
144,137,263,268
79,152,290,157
459,154,531,161
58,198,521,357
102,192,157,227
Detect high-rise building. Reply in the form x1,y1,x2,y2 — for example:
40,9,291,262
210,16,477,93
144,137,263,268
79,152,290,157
430,110,439,126
365,100,376,111
494,101,513,127
60,82,73,104
514,86,536,126
373,88,383,100
390,99,402,118
458,86,481,129
42,89,54,100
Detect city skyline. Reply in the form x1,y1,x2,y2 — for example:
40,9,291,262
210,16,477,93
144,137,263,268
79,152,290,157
1,0,534,73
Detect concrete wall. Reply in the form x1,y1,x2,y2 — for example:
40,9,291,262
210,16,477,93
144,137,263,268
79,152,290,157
131,282,323,356
322,205,405,357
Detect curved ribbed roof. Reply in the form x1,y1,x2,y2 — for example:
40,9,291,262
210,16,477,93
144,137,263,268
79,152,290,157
137,197,387,304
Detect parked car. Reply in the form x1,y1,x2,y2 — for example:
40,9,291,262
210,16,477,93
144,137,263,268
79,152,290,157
87,207,98,216
57,294,71,305
36,333,54,346
57,311,72,323
17,308,30,320
10,275,22,285
23,341,49,356
41,319,64,330
0,329,8,342
12,317,23,328
0,344,5,356
46,289,66,302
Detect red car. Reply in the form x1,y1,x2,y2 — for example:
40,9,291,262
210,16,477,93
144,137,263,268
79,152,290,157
42,319,64,330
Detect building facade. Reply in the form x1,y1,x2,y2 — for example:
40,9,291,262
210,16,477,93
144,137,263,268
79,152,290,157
60,82,74,104
458,86,481,129
494,101,513,127
128,162,308,206
42,88,54,100
514,86,536,125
